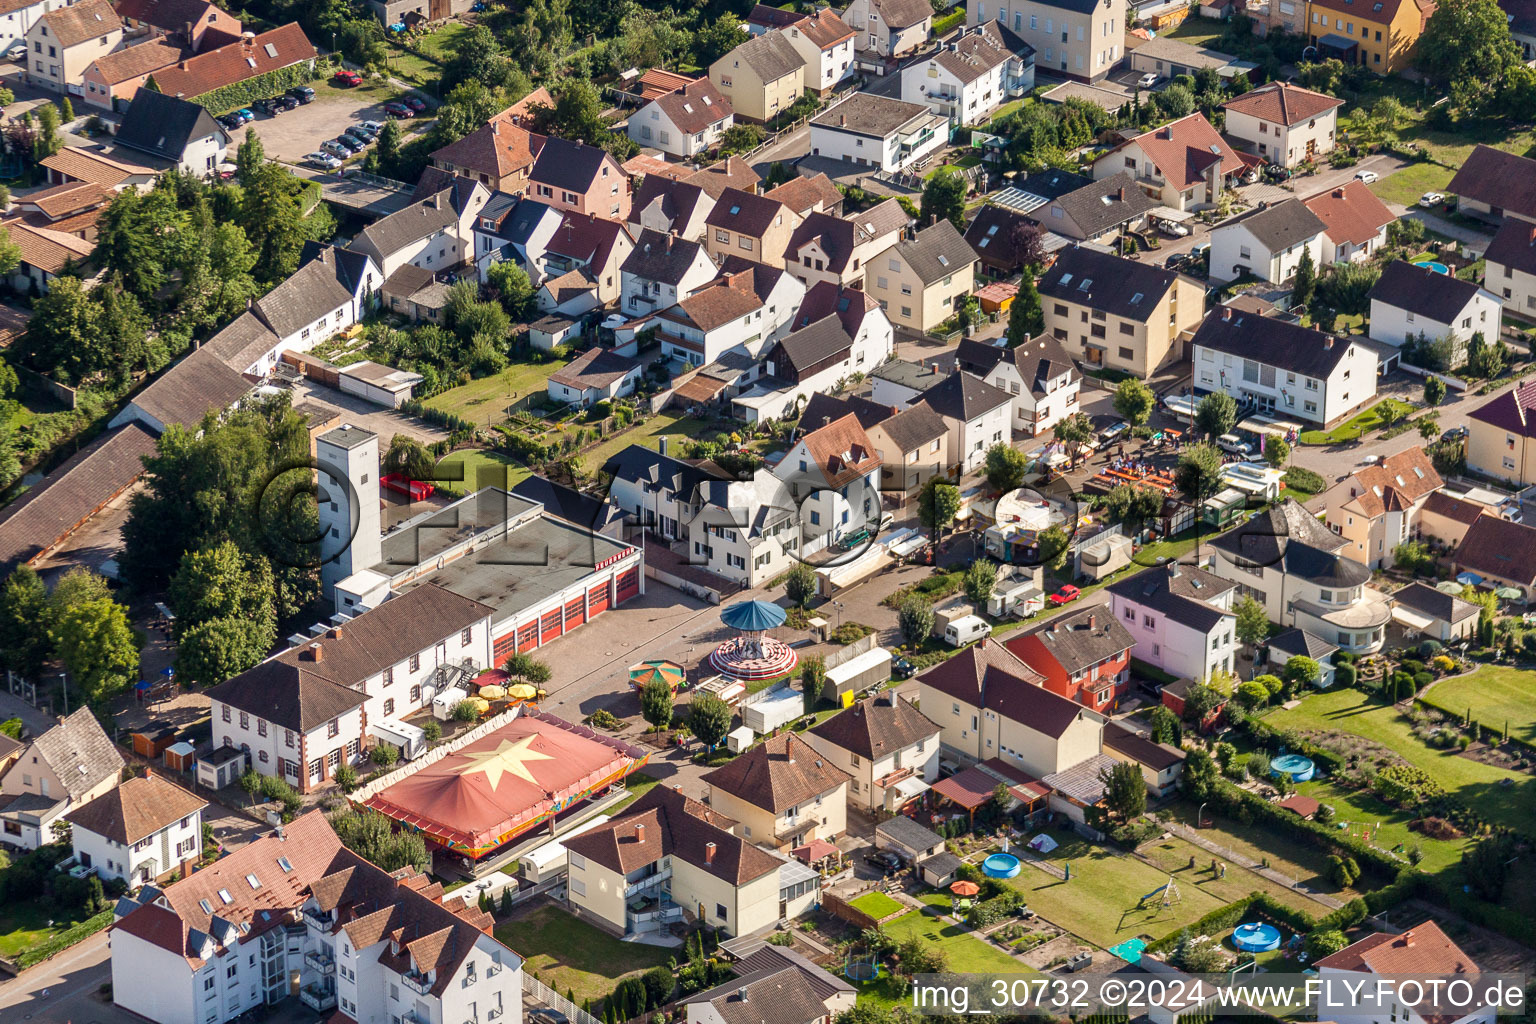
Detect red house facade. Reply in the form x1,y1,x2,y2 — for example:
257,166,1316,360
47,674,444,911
1003,607,1135,712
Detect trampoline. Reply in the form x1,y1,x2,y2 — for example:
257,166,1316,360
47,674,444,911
1271,753,1316,782
1233,922,1282,952
983,853,1021,878
844,953,881,981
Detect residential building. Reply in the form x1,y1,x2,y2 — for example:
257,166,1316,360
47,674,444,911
709,32,807,124
1208,198,1327,285
364,0,476,28
1107,563,1238,683
1126,35,1239,77
808,92,946,173
955,334,1082,436
628,77,735,159
621,228,719,320
1454,514,1536,601
206,584,495,792
805,693,941,811
841,0,933,58
1102,722,1186,797
965,0,1125,82
40,146,157,190
473,193,563,281
629,175,717,242
131,23,315,104
1264,628,1338,687
702,732,851,849
1306,0,1435,72
430,118,542,194
963,204,1043,276
1024,171,1159,243
547,348,644,407
747,2,805,34
1302,180,1395,264
686,155,764,200
704,187,802,268
111,87,229,174
1320,445,1443,568
1203,498,1391,653
1446,145,1536,226
869,357,946,408
109,811,522,1024
1508,0,1536,61
774,411,883,542
1483,219,1536,322
683,969,833,1024
528,137,631,221
777,6,857,93
918,371,1012,472
1190,307,1378,426
1220,82,1341,167
1004,605,1136,711
724,940,857,1019
900,20,1035,125
653,262,805,367
563,785,788,938
114,0,242,53
864,402,950,504
1315,922,1491,1024
66,771,204,885
540,211,634,307
1418,490,1488,548
81,40,184,112
1039,245,1204,378
1467,380,1536,484
1090,113,1242,211
765,173,844,217
349,179,490,279
864,219,977,332
0,0,69,64
783,198,908,289
1390,581,1479,642
743,284,892,421
0,708,124,849
1367,259,1502,365
25,0,119,93
915,638,1106,778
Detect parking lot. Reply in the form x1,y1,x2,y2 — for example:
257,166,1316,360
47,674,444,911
233,80,433,165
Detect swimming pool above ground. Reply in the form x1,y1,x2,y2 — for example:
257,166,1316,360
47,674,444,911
1271,753,1315,782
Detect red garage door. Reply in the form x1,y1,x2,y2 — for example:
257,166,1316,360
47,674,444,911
516,620,539,653
539,610,562,644
587,583,610,616
564,597,585,628
616,567,640,604
493,630,517,663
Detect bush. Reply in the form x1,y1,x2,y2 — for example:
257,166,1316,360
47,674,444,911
1284,466,1326,493
451,700,481,722
197,61,319,115
334,764,358,792
1334,663,1357,688
370,744,399,768
422,720,442,743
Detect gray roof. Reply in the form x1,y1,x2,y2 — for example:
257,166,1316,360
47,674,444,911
630,176,711,234
919,370,1012,421
1266,627,1339,660
1217,199,1326,253
813,92,930,139
808,692,939,760
869,0,934,28
1102,722,1185,772
1040,245,1181,320
622,229,708,286
28,707,125,802
733,944,855,1001
201,310,279,371
1042,753,1120,805
888,219,977,284
728,31,806,83
1208,498,1364,584
1190,308,1361,380
353,188,459,259
876,812,944,852
132,347,253,428
773,315,852,374
1106,564,1235,634
877,402,947,453
114,88,225,161
253,252,356,341
529,136,618,195
1367,259,1485,324
1023,604,1135,676
1047,171,1160,239
871,358,945,392
682,968,829,1024
1131,35,1237,70
1390,582,1479,624
928,22,1018,84
1485,219,1536,277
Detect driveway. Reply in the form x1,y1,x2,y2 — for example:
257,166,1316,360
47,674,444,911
1234,151,1403,206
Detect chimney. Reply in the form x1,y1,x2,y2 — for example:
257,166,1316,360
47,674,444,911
738,987,749,1003
1325,336,1335,349
1088,613,1096,629
1402,930,1415,947
303,643,324,662
144,765,153,778
705,842,717,865
659,436,669,457
1117,186,1125,200
1222,306,1232,321
839,114,846,126
1168,561,1180,578
635,823,646,842
327,626,343,640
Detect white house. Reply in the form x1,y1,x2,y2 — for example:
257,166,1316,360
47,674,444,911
1090,113,1242,212
1314,922,1492,1024
900,20,1034,125
474,193,564,282
0,708,124,850
1220,81,1341,168
917,370,1013,472
774,411,884,550
1302,181,1396,265
1207,198,1327,285
66,772,204,886
966,0,1125,84
653,263,805,367
1190,306,1378,426
1484,218,1536,322
349,179,491,279
778,6,857,93
840,0,933,58
109,811,524,1024
205,584,494,793
805,693,941,811
808,92,946,173
620,228,719,321
0,0,66,60
547,348,645,407
627,77,735,159
1106,564,1237,683
955,334,1082,437
1368,259,1503,367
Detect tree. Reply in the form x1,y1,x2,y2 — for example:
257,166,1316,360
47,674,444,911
48,566,112,620
53,598,139,705
1292,246,1317,308
636,673,677,731
1104,483,1163,526
144,74,161,92
1038,524,1071,571
1319,260,1381,315
1467,332,1507,379
1235,680,1271,709
917,478,960,541
238,159,308,285
485,259,534,318
1100,759,1147,820
718,123,765,155
689,692,732,751
920,171,967,228
504,651,551,686
169,540,277,637
1155,83,1196,118
0,566,50,678
33,102,60,162
442,24,509,90
234,131,266,186
1282,655,1321,693
1054,412,1095,466
1194,392,1238,439
1174,442,1223,502
1113,378,1156,426
800,656,826,708
1416,0,1522,109
1181,747,1219,800
23,276,107,385
1171,931,1229,972
1264,435,1291,468
1418,417,1441,441
1305,930,1349,959
383,434,436,481
177,616,278,687
1234,594,1271,648
783,563,817,608
376,118,402,169
1007,271,1044,344
898,595,935,645
1150,705,1182,747
963,558,997,607
331,808,431,873
1182,681,1225,725
984,442,1028,492
1008,219,1045,271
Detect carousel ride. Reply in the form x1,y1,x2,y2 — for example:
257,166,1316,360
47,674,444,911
708,599,798,681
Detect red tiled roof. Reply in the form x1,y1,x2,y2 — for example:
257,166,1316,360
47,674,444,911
653,77,734,136
799,412,881,489
1302,180,1395,246
38,0,118,49
1109,113,1240,191
151,23,314,100
87,39,185,85
1222,81,1341,126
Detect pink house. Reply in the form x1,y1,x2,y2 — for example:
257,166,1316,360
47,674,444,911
81,40,183,113
527,136,631,222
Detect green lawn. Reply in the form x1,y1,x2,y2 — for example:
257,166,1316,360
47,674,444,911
1162,800,1375,897
1162,14,1227,48
605,771,660,815
434,448,529,494
1267,688,1536,835
1298,398,1416,445
1369,161,1455,208
582,410,716,468
851,891,906,919
1135,835,1338,916
494,904,674,1002
0,902,88,958
882,909,1031,973
1287,775,1468,875
1001,831,1226,948
1420,667,1536,747
425,361,565,423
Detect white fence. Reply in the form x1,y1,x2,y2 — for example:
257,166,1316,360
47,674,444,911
526,975,605,1024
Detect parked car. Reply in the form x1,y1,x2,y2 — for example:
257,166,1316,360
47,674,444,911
341,129,372,146
1162,393,1197,418
1354,169,1379,183
288,85,315,104
217,114,242,131
1441,425,1468,441
891,655,915,679
403,95,427,111
1157,218,1190,238
359,119,386,133
349,124,378,141
234,108,254,123
333,135,364,154
1047,585,1080,606
305,152,343,170
333,69,362,86
1137,72,1161,89
1218,433,1253,456
863,850,903,872
274,95,299,111
321,140,352,159
1419,191,1445,208
384,101,414,118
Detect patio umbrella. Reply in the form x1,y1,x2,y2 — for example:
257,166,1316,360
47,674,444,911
629,660,685,689
1434,581,1466,595
720,600,787,632
507,683,538,700
1457,572,1484,586
474,669,510,688
1495,587,1524,600
478,684,508,700
466,696,491,714
950,880,981,896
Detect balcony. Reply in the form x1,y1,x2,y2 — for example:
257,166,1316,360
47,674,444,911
304,949,335,974
624,865,671,897
403,1012,431,1024
403,971,433,995
300,981,337,1012
303,907,333,931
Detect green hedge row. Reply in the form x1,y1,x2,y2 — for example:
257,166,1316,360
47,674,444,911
1143,889,1371,955
401,398,474,433
14,908,112,969
195,61,318,116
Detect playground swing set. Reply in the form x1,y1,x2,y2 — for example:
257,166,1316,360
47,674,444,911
1137,876,1182,911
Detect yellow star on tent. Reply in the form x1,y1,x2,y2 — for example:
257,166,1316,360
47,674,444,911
457,735,555,790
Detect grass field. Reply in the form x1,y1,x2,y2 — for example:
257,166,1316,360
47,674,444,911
1162,14,1226,48
851,891,907,919
1267,688,1536,835
1420,666,1536,747
434,449,529,494
1135,835,1339,916
0,901,87,957
1287,775,1468,875
582,410,716,468
1299,398,1416,445
1003,832,1226,948
425,361,565,424
606,771,659,815
883,909,1031,972
1162,800,1375,897
494,905,673,1002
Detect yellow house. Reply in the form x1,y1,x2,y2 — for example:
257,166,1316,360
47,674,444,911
1320,445,1443,569
1466,379,1536,486
864,220,978,332
0,708,125,849
704,187,802,268
710,32,807,124
25,0,122,95
702,733,851,851
804,692,941,812
1305,0,1434,73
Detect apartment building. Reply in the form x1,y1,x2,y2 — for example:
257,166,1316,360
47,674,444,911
1321,445,1443,569
805,693,941,811
1106,564,1237,684
863,219,977,332
702,733,851,849
966,0,1125,83
1220,82,1341,168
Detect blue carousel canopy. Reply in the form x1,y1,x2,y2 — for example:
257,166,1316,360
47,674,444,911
720,599,786,632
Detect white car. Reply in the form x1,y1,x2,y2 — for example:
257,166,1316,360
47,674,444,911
1137,72,1162,89
359,120,386,133
1354,169,1379,183
305,151,343,169
1419,192,1445,207
1159,220,1191,237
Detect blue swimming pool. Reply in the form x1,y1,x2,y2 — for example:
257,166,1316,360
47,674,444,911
1415,260,1451,275
982,853,1021,878
1233,922,1281,952
1271,753,1315,782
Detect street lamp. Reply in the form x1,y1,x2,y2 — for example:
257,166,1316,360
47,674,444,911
832,601,844,629
58,671,67,716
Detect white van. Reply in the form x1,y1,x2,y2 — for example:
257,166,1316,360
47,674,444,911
1217,433,1252,455
944,615,991,647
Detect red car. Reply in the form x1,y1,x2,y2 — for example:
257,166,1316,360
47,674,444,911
333,69,362,86
1047,585,1081,606
403,95,427,112
384,101,414,118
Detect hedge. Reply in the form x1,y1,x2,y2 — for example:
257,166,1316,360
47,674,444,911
1202,777,1405,881
1144,894,1257,954
14,908,112,969
195,60,318,116
1144,890,1368,956
1241,716,1347,777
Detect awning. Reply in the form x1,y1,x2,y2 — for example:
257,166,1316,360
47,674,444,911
891,776,931,803
792,839,840,863
1317,32,1358,51
1148,205,1194,223
1392,606,1435,631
